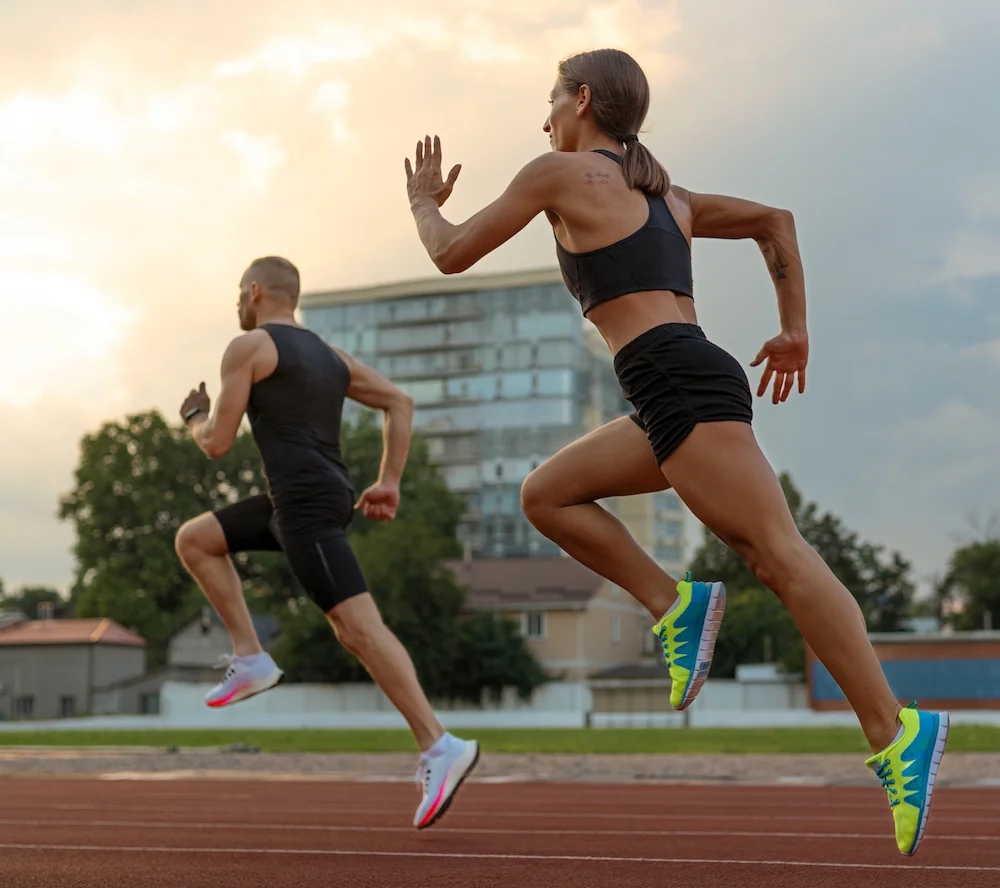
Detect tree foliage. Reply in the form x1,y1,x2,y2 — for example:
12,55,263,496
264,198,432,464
936,539,1000,631
0,585,71,620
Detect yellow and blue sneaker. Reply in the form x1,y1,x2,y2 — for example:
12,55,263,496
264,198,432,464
652,572,726,711
865,702,950,856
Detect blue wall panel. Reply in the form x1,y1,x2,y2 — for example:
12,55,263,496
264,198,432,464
812,658,1000,702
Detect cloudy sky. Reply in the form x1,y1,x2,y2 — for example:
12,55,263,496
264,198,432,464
2,0,998,597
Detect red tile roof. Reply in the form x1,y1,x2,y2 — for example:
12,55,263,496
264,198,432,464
0,618,146,647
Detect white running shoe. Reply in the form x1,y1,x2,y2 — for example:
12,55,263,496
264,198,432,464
205,652,284,708
413,735,480,829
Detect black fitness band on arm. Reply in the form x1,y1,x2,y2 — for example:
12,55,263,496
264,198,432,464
183,407,205,425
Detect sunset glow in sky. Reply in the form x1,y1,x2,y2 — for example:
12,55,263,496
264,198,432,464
2,0,999,594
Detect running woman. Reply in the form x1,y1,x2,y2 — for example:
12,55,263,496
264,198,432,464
175,255,479,829
404,49,948,856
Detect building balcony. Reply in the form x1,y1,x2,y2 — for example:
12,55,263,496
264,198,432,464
375,340,480,356
387,366,485,381
376,309,485,327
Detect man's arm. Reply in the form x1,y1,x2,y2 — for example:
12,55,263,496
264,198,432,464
188,335,258,459
409,152,559,275
336,349,414,486
678,188,806,335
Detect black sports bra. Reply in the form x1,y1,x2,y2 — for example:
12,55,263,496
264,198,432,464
555,149,693,316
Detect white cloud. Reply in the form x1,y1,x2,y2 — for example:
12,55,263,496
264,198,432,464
145,92,196,134
935,172,1000,282
221,130,288,192
0,215,74,262
216,30,378,79
961,339,1000,365
939,230,1000,282
0,88,132,159
311,80,351,143
0,271,134,409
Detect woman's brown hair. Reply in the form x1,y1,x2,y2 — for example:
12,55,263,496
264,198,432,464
558,49,670,196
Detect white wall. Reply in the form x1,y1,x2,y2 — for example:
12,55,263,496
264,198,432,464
5,670,1000,732
155,680,592,729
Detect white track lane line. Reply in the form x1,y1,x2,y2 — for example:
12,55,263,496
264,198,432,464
0,818,999,844
0,842,998,872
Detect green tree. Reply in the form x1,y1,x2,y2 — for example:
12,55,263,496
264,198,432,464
689,471,916,675
58,411,280,666
0,585,72,620
448,612,549,704
937,539,1000,630
710,586,803,678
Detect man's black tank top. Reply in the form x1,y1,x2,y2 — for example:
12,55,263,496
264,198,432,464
248,323,354,538
555,149,693,315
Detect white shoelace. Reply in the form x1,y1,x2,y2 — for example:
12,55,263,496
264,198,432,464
415,758,432,794
213,653,238,682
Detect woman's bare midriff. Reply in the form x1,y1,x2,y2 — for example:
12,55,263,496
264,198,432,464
587,290,699,357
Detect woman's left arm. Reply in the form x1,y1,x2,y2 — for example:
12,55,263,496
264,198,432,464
406,135,559,274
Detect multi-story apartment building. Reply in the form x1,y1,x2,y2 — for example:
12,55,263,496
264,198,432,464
300,268,687,575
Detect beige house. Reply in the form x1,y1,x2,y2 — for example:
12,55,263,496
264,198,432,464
447,556,652,680
0,618,146,721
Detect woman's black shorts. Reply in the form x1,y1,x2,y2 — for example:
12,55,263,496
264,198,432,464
616,323,753,466
213,494,368,613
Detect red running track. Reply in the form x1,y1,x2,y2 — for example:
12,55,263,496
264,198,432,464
0,777,998,887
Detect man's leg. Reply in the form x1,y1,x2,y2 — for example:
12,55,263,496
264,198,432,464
290,531,478,829
175,496,285,706
327,593,444,751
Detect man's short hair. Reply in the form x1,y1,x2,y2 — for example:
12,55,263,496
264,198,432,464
246,256,300,305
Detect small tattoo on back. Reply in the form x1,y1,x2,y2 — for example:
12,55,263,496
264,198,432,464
584,171,611,187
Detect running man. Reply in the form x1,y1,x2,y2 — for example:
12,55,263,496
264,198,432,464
174,256,479,829
404,49,948,855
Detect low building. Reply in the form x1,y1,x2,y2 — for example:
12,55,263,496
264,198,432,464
92,607,282,716
168,607,282,669
807,630,1000,711
0,618,146,721
447,556,649,680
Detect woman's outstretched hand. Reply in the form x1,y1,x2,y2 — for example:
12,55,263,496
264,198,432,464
750,330,809,404
405,135,462,208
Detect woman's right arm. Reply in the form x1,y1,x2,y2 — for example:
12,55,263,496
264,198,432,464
674,187,808,403
678,188,807,337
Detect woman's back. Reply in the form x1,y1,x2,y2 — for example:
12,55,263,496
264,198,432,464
545,150,693,253
540,149,699,349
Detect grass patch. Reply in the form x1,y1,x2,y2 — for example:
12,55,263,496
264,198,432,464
0,725,997,754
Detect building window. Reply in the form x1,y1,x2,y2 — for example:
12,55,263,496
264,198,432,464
655,543,682,563
656,519,682,541
611,614,621,644
139,692,161,715
655,491,683,514
522,612,546,638
59,696,76,718
15,696,34,718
